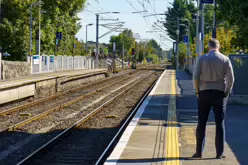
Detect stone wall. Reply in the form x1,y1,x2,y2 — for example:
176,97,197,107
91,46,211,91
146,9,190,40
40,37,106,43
1,60,31,80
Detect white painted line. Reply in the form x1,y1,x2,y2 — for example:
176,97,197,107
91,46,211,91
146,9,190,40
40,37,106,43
104,70,167,165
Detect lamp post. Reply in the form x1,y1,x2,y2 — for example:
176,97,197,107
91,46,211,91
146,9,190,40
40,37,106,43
86,23,93,55
176,17,180,70
29,1,43,56
212,0,217,38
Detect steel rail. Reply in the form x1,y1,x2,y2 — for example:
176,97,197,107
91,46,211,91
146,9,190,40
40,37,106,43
4,76,131,132
0,73,132,117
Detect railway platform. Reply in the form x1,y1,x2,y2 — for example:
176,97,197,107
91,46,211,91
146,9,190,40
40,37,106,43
0,69,109,105
104,69,248,165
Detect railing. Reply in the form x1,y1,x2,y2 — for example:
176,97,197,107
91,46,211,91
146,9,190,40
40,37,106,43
29,55,95,74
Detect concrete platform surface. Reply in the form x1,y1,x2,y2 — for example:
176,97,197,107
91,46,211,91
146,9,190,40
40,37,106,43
0,69,108,89
104,70,248,165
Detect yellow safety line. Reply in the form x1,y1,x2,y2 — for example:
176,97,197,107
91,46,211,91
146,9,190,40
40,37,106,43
165,70,180,165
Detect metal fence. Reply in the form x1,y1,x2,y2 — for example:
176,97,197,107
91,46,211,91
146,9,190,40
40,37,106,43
30,55,95,74
185,57,196,74
185,55,248,95
229,54,248,95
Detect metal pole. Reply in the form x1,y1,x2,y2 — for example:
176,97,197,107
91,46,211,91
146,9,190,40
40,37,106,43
212,0,217,38
0,0,3,56
38,0,41,56
176,17,180,70
122,43,124,70
113,42,116,73
199,0,203,56
201,3,205,55
96,14,99,68
0,52,2,80
188,20,190,57
30,5,33,56
86,25,88,55
196,0,200,57
38,0,41,73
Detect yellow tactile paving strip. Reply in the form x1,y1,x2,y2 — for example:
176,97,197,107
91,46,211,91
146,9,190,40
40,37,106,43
165,70,180,165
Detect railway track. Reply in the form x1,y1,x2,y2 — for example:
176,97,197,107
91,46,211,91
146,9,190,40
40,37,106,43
0,70,142,132
15,70,162,165
0,70,137,117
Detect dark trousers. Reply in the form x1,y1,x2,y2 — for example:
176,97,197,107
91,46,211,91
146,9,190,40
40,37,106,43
196,90,227,156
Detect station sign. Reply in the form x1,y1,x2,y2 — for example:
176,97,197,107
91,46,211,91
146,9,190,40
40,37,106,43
33,55,39,65
50,56,54,63
173,42,177,53
201,0,214,4
183,36,189,43
56,32,62,40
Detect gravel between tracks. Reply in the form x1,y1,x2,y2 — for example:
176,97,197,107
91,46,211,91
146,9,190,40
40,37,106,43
22,71,162,165
0,70,134,113
0,70,140,132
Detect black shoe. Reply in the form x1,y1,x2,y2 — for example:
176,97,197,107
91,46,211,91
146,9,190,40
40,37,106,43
216,155,226,159
191,153,202,158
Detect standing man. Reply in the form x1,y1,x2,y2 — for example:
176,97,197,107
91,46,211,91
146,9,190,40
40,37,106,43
192,38,234,159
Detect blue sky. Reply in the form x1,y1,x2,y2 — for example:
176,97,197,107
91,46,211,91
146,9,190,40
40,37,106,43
76,0,174,50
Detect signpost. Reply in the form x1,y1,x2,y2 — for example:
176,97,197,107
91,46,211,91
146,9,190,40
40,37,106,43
55,32,62,56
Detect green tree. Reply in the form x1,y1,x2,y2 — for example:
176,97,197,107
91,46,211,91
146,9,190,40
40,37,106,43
0,0,86,61
109,29,135,60
178,42,187,64
217,0,248,49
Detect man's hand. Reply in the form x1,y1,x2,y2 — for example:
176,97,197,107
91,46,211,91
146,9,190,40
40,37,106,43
195,91,199,98
225,92,230,98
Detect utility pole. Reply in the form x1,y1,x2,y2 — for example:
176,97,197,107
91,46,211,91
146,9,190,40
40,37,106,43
86,23,93,55
198,0,203,56
38,0,41,56
0,0,2,55
187,19,190,57
201,3,205,55
122,43,124,70
86,25,88,55
30,5,33,56
176,17,180,70
113,42,116,73
196,0,200,57
96,14,99,68
212,0,217,38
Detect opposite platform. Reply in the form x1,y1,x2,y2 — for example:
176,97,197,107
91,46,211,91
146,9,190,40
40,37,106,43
0,69,108,90
104,70,248,165
0,69,109,105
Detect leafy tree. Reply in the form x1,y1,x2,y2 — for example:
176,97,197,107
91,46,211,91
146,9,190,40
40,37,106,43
164,0,188,41
109,29,135,61
178,42,187,64
217,0,248,49
0,0,86,61
204,24,237,55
